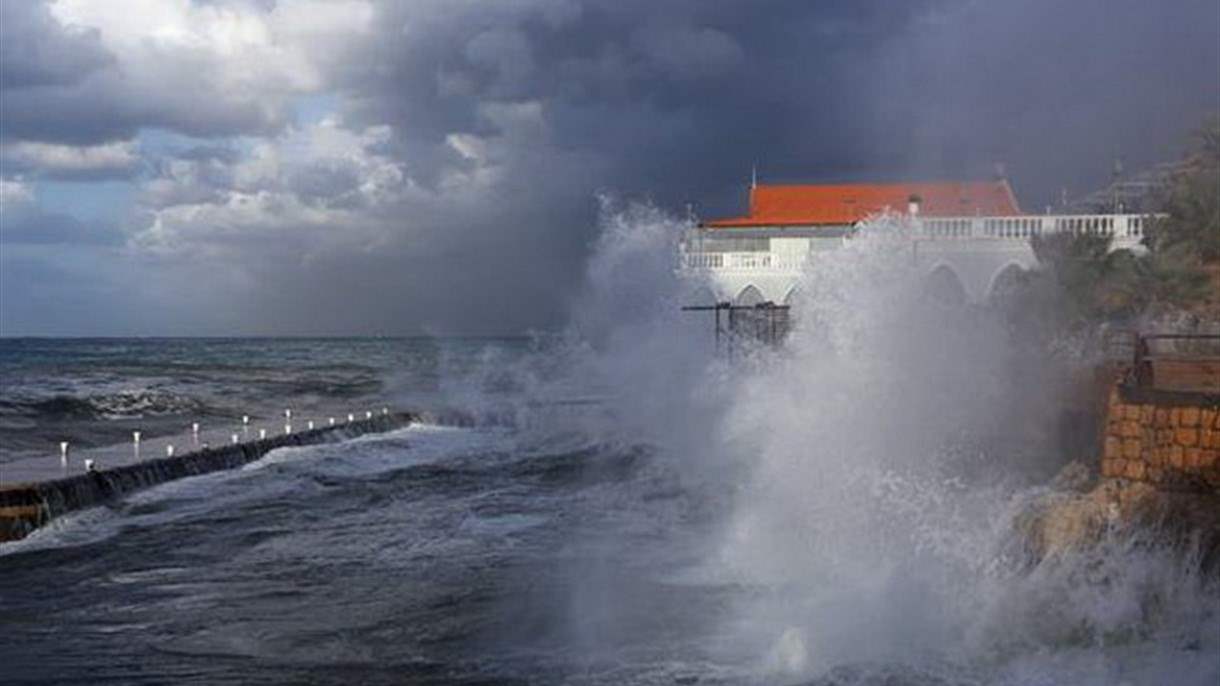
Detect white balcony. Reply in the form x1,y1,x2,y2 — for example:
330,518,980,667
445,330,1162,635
916,213,1150,249
680,251,809,272
679,213,1160,304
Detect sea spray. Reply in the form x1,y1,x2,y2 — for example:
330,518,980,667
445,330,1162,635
515,203,1220,683
0,210,1215,684
387,200,1217,683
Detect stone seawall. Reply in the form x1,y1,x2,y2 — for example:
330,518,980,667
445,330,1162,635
1100,384,1220,491
0,413,415,543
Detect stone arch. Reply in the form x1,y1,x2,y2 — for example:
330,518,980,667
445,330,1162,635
735,284,766,306
924,264,967,306
986,262,1026,302
782,286,802,306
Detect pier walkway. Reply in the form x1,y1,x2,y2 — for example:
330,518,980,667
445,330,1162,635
0,411,416,542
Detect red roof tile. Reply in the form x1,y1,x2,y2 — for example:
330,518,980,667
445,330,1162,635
705,180,1022,227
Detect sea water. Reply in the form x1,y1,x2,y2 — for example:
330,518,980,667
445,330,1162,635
0,206,1216,685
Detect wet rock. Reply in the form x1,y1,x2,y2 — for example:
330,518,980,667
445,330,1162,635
1016,478,1220,573
1048,459,1096,493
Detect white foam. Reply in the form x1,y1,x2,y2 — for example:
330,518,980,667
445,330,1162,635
545,203,1220,682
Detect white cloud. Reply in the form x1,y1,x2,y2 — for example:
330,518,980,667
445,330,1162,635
2,0,376,143
1,140,139,178
132,118,407,256
50,0,373,94
0,177,34,209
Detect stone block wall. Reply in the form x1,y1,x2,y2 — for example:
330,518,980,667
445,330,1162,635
1100,385,1220,491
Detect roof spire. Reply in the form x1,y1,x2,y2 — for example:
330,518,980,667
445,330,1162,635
751,162,758,189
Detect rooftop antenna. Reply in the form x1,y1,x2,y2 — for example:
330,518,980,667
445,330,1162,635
751,163,758,189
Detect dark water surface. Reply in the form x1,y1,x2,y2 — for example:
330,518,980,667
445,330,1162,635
0,337,524,463
1,423,732,685
3,337,1217,685
0,338,740,684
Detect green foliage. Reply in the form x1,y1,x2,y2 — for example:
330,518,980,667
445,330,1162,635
1022,232,1144,325
999,116,1218,340
1145,116,1220,262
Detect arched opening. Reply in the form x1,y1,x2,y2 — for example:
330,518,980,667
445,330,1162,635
774,287,803,341
735,285,766,306
924,265,968,306
731,285,779,344
986,263,1026,304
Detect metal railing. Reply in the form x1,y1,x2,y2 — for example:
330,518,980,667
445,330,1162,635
681,301,791,355
1130,333,1220,392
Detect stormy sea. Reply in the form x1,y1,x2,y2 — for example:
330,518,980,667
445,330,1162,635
1,210,1217,685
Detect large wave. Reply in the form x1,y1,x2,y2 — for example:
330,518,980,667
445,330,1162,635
448,200,1220,684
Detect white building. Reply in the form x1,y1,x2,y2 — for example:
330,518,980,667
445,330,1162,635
681,179,1149,304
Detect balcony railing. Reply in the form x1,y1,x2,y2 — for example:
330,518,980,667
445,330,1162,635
680,251,808,271
917,213,1153,243
680,212,1157,272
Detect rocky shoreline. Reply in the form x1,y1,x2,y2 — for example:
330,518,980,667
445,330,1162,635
1017,373,1220,575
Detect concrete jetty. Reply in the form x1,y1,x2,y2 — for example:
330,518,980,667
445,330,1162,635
0,412,416,543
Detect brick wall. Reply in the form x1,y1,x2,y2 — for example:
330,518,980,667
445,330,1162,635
1100,385,1220,491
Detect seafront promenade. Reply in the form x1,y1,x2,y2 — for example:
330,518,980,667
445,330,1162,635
0,410,416,542
0,407,402,485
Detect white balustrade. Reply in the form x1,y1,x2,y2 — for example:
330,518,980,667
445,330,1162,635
680,250,808,272
681,213,1155,276
916,213,1152,244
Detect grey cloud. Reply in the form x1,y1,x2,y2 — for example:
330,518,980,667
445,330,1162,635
175,146,243,164
1,76,288,146
288,161,365,209
0,1,113,89
1,0,1217,335
867,0,1220,207
0,1,300,146
270,0,1220,334
628,24,744,80
465,28,537,98
1,141,142,181
0,206,123,246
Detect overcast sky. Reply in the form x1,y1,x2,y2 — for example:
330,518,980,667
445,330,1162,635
1,0,1217,336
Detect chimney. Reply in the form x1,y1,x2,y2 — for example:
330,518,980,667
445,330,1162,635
907,193,922,216
747,163,759,217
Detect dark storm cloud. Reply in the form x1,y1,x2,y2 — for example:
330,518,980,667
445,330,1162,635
869,0,1220,208
1,78,289,146
258,0,1210,335
0,1,301,147
0,0,1216,335
0,1,113,89
342,0,1217,224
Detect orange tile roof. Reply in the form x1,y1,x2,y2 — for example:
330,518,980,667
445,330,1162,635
704,180,1022,227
